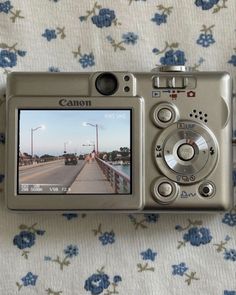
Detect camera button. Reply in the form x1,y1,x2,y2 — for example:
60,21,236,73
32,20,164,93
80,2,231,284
158,182,173,197
157,108,172,123
177,144,195,161
174,77,186,88
152,178,179,204
152,103,179,128
153,76,168,88
199,182,215,198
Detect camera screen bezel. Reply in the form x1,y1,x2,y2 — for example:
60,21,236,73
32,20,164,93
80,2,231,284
6,95,143,211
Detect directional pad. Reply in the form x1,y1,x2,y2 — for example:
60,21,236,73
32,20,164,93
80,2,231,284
154,121,218,184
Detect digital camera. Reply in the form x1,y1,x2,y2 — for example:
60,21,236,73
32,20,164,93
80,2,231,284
0,66,233,212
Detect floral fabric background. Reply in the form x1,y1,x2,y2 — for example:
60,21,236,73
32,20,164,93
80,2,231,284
0,0,236,294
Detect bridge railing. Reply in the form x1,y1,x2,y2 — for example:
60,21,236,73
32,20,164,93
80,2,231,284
96,157,130,194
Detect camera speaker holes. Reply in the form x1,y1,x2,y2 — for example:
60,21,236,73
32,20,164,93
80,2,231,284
189,110,208,123
124,86,130,92
124,75,130,82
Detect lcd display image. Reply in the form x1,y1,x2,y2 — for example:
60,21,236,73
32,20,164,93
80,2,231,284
18,110,131,195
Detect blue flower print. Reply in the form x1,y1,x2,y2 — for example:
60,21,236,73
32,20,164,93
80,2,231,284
152,48,160,54
222,212,236,227
62,213,78,219
107,32,139,52
45,244,79,270
17,50,26,57
129,214,159,229
16,272,38,291
183,227,212,246
171,263,199,285
144,214,159,223
0,43,26,69
93,223,116,245
0,1,12,13
21,272,38,286
36,230,45,235
141,248,157,261
44,256,52,261
224,249,236,262
64,244,79,258
197,25,215,48
151,13,167,25
0,50,17,68
175,225,182,230
13,231,36,249
73,46,95,69
13,223,45,259
80,3,121,28
99,231,115,245
160,49,187,66
172,263,188,276
213,235,236,262
42,29,57,41
84,273,110,295
224,291,236,295
92,8,116,28
79,16,86,22
48,66,60,72
84,267,122,295
0,1,23,22
122,32,138,45
113,275,122,283
197,33,215,47
138,249,157,272
195,0,219,10
151,5,173,26
79,53,95,68
228,55,236,66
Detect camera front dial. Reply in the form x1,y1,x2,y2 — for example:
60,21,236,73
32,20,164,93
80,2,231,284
154,121,218,185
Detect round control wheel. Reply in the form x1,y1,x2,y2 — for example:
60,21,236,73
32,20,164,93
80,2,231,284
198,181,215,198
152,178,179,204
154,121,218,184
152,103,179,128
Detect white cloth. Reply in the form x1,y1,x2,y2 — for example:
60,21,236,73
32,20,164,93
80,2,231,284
0,1,236,294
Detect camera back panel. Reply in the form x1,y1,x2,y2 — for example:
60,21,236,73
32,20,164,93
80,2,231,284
4,68,233,212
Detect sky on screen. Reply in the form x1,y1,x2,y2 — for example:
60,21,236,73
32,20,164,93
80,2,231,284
19,110,131,156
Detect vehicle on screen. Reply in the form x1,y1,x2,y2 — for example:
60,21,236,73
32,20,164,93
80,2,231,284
64,154,78,165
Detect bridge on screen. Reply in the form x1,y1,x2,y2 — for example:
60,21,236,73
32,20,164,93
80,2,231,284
69,157,130,194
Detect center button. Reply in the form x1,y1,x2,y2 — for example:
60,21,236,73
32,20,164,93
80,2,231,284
177,144,195,161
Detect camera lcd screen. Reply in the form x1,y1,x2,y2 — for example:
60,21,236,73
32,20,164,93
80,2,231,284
18,109,132,195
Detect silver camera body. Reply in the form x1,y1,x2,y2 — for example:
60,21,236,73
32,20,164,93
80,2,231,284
2,66,233,212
